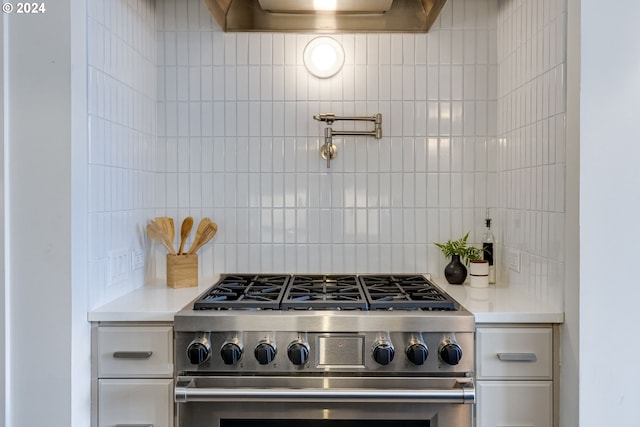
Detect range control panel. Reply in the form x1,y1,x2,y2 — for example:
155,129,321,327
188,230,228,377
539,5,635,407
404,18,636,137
175,331,474,375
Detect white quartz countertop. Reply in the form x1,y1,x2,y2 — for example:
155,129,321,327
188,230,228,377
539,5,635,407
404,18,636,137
87,283,210,322
435,278,564,324
88,277,564,324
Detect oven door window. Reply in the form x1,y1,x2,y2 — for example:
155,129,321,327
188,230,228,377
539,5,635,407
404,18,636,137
222,422,427,427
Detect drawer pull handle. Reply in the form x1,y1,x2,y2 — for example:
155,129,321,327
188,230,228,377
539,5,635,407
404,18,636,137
497,352,537,362
113,351,153,359
115,425,154,427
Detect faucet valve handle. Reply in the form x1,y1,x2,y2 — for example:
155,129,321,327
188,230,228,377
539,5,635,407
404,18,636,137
321,127,337,168
313,113,336,124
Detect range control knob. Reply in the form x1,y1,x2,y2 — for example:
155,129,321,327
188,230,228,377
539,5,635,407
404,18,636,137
254,341,277,365
220,342,243,365
439,339,463,365
186,337,211,365
406,343,429,365
287,341,310,366
372,340,395,365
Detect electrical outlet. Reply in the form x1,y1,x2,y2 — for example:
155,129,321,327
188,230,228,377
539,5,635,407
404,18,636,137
507,249,521,272
132,251,144,270
109,249,131,285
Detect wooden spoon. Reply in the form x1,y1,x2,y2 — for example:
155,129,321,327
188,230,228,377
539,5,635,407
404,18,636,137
168,217,175,245
147,220,177,255
178,216,194,255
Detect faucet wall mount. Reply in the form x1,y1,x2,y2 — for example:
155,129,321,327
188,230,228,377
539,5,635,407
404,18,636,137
313,113,383,168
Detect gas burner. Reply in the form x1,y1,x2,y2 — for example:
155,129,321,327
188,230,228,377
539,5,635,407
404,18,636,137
281,275,368,310
359,275,457,311
193,274,290,310
192,274,458,311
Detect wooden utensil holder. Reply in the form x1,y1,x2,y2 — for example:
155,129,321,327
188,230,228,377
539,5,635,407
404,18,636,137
167,254,198,288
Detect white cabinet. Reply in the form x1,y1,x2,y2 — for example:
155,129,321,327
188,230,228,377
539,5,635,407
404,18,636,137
475,325,556,427
94,324,174,427
99,379,174,427
477,381,553,426
97,326,173,377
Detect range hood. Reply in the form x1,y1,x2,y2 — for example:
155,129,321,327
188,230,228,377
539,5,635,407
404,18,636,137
202,0,448,33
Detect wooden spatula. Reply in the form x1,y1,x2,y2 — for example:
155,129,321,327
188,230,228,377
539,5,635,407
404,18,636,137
155,216,174,245
147,220,177,255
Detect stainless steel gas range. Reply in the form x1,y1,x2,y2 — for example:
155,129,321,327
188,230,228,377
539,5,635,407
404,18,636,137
174,274,475,427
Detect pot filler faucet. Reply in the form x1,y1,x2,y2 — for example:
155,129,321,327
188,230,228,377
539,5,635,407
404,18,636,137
313,113,383,168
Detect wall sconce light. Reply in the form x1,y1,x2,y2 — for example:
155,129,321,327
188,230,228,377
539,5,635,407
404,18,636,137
313,0,337,10
303,36,345,79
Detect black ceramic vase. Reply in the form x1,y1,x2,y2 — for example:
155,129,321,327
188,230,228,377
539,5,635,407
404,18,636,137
444,254,467,285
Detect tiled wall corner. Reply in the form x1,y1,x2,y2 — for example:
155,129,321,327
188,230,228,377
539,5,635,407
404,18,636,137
87,0,157,307
496,0,566,305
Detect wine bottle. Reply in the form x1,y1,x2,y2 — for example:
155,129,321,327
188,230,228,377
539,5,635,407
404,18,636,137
482,210,496,284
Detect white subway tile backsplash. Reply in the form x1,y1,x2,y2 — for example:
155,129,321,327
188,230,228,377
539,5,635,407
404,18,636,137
87,0,571,306
87,0,157,307
497,0,566,305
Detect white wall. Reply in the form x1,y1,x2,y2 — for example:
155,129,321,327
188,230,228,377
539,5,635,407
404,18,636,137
580,0,640,424
0,11,6,427
4,1,89,426
562,0,580,425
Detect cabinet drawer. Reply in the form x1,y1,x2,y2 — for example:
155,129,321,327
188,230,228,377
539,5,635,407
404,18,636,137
476,381,553,427
98,379,173,427
97,326,173,377
477,327,552,379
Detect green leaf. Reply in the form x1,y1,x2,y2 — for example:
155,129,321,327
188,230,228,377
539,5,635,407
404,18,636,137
434,231,482,265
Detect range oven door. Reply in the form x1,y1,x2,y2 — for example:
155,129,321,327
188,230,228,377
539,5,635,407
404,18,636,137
175,376,474,427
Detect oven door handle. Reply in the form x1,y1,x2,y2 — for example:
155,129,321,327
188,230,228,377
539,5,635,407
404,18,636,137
175,379,474,404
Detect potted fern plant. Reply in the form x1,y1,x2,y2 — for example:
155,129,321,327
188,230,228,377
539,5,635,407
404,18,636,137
435,232,483,284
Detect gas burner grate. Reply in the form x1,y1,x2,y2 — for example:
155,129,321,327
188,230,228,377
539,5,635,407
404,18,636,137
359,275,457,311
281,275,368,310
193,274,290,310
193,274,458,311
